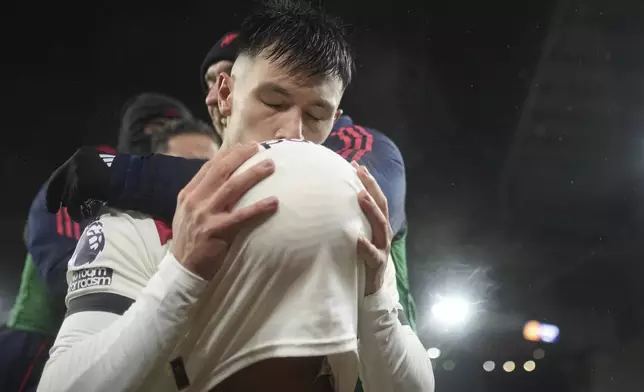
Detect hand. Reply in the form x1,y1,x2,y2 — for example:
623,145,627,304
171,143,279,280
45,146,115,222
352,162,393,296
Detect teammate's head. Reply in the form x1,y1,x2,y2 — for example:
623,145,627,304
118,92,193,155
201,32,240,92
152,118,219,159
207,0,355,149
200,32,241,135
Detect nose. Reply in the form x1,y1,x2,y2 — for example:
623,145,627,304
274,108,304,140
205,86,218,107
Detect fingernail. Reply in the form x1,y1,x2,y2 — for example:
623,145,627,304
263,196,279,206
262,159,275,168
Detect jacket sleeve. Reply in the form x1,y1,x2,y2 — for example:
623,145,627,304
26,182,83,299
106,154,206,224
357,256,434,392
38,211,207,392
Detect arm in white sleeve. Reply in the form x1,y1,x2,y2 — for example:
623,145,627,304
38,212,207,392
358,256,435,392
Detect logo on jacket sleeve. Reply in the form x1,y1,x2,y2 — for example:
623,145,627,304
69,221,106,267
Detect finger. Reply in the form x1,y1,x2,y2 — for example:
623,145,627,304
357,236,384,269
356,166,389,221
211,159,275,210
358,190,390,249
194,142,261,200
211,196,279,234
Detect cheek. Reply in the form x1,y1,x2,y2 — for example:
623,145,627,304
233,102,280,142
309,120,335,144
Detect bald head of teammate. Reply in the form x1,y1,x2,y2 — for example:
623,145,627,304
205,0,354,150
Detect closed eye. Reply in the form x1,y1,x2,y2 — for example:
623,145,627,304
263,101,286,110
306,112,322,121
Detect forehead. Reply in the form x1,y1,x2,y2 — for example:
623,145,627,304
167,133,217,157
205,60,234,81
243,54,344,107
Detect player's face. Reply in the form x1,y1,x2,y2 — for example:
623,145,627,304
205,60,234,90
143,117,173,136
204,60,234,136
213,53,344,150
164,133,218,160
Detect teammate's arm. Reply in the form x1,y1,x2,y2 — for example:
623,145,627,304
357,256,435,392
38,212,207,392
106,153,206,223
26,183,80,299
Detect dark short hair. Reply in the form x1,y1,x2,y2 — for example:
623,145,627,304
152,118,220,153
238,0,354,89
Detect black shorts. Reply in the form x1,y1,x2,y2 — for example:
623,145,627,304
0,325,52,392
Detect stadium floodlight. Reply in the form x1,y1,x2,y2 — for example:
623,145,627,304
431,296,470,326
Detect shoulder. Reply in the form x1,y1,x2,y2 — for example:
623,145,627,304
326,124,404,168
26,181,82,245
68,208,168,271
65,208,168,305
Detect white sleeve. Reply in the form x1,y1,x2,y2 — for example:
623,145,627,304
357,255,435,392
38,212,207,392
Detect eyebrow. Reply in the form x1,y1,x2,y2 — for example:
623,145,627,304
257,82,334,112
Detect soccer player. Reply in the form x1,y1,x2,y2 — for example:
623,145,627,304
40,1,434,391
0,93,192,392
204,29,418,329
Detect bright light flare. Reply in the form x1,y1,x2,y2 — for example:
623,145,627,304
431,297,470,326
427,347,441,359
523,320,560,343
523,360,536,372
503,361,516,372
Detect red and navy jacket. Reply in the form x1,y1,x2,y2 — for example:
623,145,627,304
27,146,116,298
106,116,407,237
323,115,407,237
26,182,90,300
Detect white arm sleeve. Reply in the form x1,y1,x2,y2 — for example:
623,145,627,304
358,256,435,392
38,212,207,392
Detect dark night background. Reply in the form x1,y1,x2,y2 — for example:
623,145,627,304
2,0,644,390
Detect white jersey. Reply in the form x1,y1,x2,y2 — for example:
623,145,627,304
39,140,434,392
169,139,371,391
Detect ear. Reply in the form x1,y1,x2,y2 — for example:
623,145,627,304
333,109,344,125
218,72,234,117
